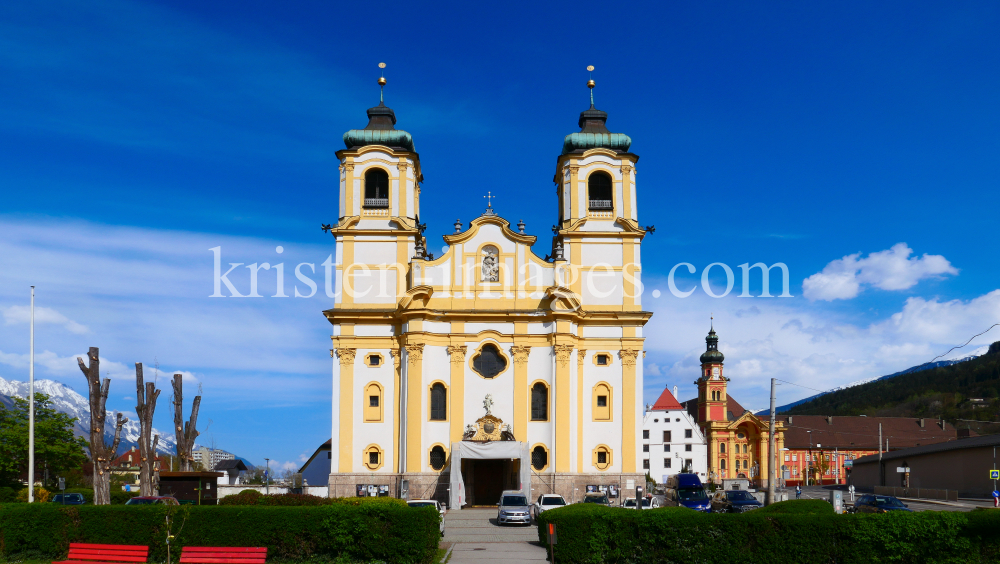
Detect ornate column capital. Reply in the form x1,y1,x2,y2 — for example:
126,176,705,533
343,163,354,173
568,165,580,174
510,345,531,366
577,349,587,368
390,349,401,369
405,343,425,363
553,344,574,367
397,161,409,172
620,164,633,175
447,345,468,364
619,349,639,367
335,348,356,366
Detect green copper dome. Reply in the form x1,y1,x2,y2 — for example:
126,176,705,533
700,327,725,364
561,104,631,155
343,102,415,152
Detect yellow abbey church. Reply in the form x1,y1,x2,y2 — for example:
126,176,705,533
324,74,650,508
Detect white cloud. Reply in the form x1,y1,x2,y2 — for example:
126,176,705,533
803,243,958,301
3,305,89,334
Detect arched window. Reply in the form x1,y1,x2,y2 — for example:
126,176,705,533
593,383,612,421
587,172,613,210
363,445,383,470
592,445,612,470
364,383,383,422
720,459,726,470
429,445,447,471
472,343,507,378
481,245,499,282
531,445,548,471
430,383,447,421
531,382,548,421
719,443,726,453
743,444,748,454
364,169,389,208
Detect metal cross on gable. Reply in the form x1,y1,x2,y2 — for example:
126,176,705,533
484,191,495,208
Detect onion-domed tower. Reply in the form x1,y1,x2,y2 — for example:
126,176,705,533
696,322,728,424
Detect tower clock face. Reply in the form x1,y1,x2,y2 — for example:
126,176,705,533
712,367,720,377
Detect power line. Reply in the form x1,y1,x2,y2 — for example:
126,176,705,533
929,324,999,363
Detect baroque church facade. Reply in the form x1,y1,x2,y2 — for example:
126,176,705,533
324,77,649,506
686,327,785,486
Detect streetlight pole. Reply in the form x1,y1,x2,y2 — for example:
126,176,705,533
264,458,270,495
807,431,812,487
28,287,35,503
767,378,776,505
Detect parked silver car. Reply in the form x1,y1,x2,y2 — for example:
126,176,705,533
497,490,532,526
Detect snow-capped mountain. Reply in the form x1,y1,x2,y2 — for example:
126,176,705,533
760,344,993,415
0,375,177,455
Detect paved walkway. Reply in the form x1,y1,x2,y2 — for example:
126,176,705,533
443,508,548,563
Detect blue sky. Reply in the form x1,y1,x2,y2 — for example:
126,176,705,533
1,0,998,469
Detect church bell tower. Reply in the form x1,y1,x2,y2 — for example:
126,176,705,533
696,323,728,424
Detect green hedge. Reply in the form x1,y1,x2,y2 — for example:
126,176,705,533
0,503,439,564
218,489,408,508
535,504,1000,563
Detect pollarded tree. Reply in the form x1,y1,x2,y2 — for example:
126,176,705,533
78,347,127,505
134,363,161,496
172,373,201,472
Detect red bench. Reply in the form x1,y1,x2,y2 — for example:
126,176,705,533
180,547,267,564
53,543,149,564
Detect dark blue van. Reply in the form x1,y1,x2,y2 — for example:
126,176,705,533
663,473,710,512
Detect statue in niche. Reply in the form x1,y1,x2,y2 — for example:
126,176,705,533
482,245,499,282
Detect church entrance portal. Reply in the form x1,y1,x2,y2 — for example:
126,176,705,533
461,458,520,506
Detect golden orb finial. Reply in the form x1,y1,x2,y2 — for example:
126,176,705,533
378,77,387,86
587,79,595,89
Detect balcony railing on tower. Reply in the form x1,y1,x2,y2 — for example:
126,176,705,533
588,199,612,210
364,198,389,209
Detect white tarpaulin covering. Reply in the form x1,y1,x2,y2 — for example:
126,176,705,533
449,441,530,511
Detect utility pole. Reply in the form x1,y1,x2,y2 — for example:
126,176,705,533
28,287,35,503
264,458,270,495
767,378,777,505
879,423,883,487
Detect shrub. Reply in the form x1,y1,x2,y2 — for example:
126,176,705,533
535,502,1000,563
14,487,50,503
0,486,24,503
0,502,439,564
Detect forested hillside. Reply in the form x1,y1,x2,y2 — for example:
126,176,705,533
786,342,1000,431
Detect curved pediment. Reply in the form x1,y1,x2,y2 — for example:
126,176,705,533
443,214,537,246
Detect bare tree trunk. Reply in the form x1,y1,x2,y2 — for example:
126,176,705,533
151,434,160,495
134,363,161,496
78,347,128,506
172,374,201,472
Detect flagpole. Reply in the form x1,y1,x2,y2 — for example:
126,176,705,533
28,286,35,503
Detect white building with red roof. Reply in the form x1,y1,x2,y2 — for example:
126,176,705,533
642,385,708,483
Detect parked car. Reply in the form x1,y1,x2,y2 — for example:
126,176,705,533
496,491,532,526
622,497,658,509
533,494,567,518
50,493,86,505
711,490,763,513
407,499,447,534
124,496,180,505
663,473,710,512
582,492,612,506
852,494,912,513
